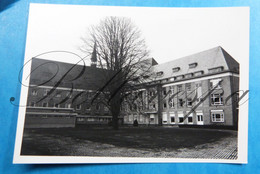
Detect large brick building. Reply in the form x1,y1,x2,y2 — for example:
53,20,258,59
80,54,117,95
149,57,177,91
24,58,120,128
24,46,239,128
122,46,239,127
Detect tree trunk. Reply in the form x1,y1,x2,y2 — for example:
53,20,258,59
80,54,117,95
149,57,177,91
112,115,119,130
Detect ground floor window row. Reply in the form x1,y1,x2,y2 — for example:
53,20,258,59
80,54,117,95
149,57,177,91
28,101,109,112
163,110,225,124
125,110,225,124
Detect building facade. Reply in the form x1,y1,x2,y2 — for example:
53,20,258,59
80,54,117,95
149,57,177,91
24,58,123,128
24,46,239,128
122,46,239,127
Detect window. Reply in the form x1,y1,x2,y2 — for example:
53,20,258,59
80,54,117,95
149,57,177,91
156,71,164,77
178,113,184,124
169,86,174,95
143,75,150,79
185,73,193,78
55,92,61,98
211,94,223,105
197,112,203,125
162,88,167,96
189,63,198,68
66,92,72,98
196,83,202,105
65,103,71,108
197,115,203,121
29,102,36,107
172,67,180,72
185,83,191,91
169,99,174,108
194,71,204,77
177,85,182,92
31,90,37,96
42,102,48,107
76,104,81,110
96,104,100,110
149,103,156,110
188,114,193,124
149,90,155,97
208,66,224,73
187,98,192,107
162,113,167,124
54,103,60,108
179,117,184,123
176,75,184,80
43,89,49,96
163,102,167,109
211,110,224,122
170,112,175,124
178,99,184,107
169,77,175,82
210,79,222,89
104,106,109,112
150,114,155,122
77,118,85,122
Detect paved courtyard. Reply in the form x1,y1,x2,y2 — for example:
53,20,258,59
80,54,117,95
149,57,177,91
21,126,237,159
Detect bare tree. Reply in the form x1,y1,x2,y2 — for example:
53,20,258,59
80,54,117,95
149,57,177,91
80,16,152,129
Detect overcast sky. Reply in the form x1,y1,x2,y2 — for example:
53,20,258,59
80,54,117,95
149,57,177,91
25,4,249,67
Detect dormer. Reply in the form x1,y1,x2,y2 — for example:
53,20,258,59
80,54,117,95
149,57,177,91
172,67,180,73
189,62,198,68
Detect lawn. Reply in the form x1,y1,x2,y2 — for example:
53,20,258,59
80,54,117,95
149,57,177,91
21,126,237,158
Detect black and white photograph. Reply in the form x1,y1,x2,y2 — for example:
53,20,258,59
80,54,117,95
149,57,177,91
13,4,249,163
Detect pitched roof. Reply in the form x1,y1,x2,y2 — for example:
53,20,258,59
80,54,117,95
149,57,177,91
29,58,109,90
151,46,239,81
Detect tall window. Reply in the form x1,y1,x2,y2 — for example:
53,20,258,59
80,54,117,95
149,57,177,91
169,99,174,108
187,98,192,107
169,86,174,95
177,85,182,92
178,112,184,124
211,94,223,105
162,112,167,124
211,110,224,122
188,114,193,124
185,83,191,91
178,99,184,107
163,102,167,109
170,112,175,124
76,104,81,110
43,89,49,96
196,111,204,125
162,88,167,96
31,90,37,96
96,104,100,110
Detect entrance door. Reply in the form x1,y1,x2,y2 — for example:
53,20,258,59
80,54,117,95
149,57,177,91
196,113,204,125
